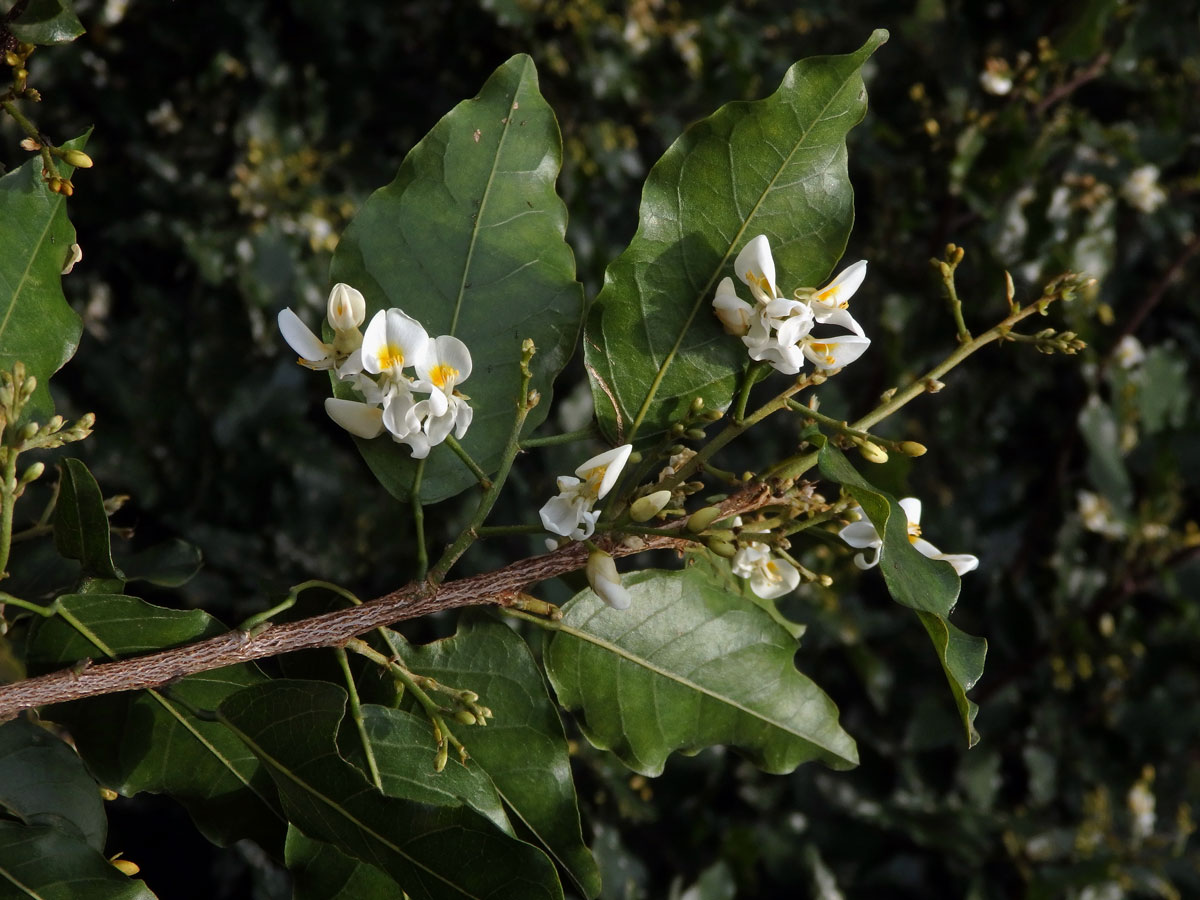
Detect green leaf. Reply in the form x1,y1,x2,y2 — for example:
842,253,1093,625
685,548,807,640
219,680,564,900
1137,345,1188,434
285,827,397,900
114,538,203,588
816,438,986,747
329,53,583,504
0,718,105,852
392,615,601,898
24,594,283,850
6,0,85,45
1078,394,1132,513
544,569,858,776
583,32,887,446
356,705,513,836
0,822,155,899
53,459,122,582
0,133,86,423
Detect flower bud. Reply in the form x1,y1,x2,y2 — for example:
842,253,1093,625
705,538,738,558
111,858,140,877
587,550,631,610
326,283,366,331
669,422,685,437
690,397,704,414
19,137,40,151
19,422,38,442
20,461,44,484
898,441,927,457
454,709,478,726
630,490,671,522
61,149,94,169
858,440,889,464
685,428,706,441
686,506,723,534
99,787,119,801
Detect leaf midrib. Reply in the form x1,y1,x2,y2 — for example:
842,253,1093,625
0,187,63,351
627,62,864,439
556,618,851,760
449,57,526,336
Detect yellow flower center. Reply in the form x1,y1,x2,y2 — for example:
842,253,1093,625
807,341,836,366
376,343,404,371
430,363,460,390
907,522,922,543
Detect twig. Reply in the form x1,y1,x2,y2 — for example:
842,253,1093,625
1034,52,1110,116
0,483,773,719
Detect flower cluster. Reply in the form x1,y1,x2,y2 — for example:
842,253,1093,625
712,235,870,375
278,284,473,459
839,498,979,576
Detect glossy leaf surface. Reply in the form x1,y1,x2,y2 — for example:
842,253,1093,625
0,134,86,422
545,569,858,776
816,438,987,746
329,53,583,504
25,594,283,849
6,0,85,44
0,718,105,851
0,822,155,900
220,680,564,900
53,458,122,581
394,615,600,898
584,32,887,445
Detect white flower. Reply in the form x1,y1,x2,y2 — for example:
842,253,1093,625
799,334,872,371
980,59,1013,96
731,542,800,599
1121,165,1166,213
326,283,365,331
712,277,754,336
413,335,474,444
1112,335,1145,369
803,260,868,335
1127,777,1156,841
839,499,979,575
1077,490,1125,539
361,308,430,389
587,550,631,610
733,234,783,304
539,445,632,540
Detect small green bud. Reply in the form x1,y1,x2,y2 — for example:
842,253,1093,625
685,428,706,441
686,506,724,534
705,538,738,558
630,490,672,522
61,149,94,169
46,415,63,432
898,441,927,457
20,461,44,484
434,741,449,773
669,422,685,437
703,408,724,422
938,260,952,279
690,396,704,414
99,787,119,801
19,374,37,400
459,690,479,704
19,422,38,442
628,450,643,464
858,441,889,464
111,858,140,877
818,574,833,587
454,709,478,726
705,529,735,543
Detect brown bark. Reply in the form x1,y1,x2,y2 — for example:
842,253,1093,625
0,484,773,719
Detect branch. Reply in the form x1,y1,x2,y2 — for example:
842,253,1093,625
0,484,773,719
1034,52,1110,116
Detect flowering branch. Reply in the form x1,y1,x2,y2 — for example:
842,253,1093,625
0,482,776,721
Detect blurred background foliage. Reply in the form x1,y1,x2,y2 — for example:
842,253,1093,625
2,0,1198,897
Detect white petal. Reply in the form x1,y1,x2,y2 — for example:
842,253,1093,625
750,556,800,599
324,398,384,438
734,235,776,295
587,551,632,610
420,334,473,383
899,498,923,526
813,260,867,307
394,428,432,459
853,548,881,569
327,283,366,330
775,309,816,346
540,494,586,537
911,537,942,560
363,309,430,375
336,348,365,379
278,308,331,363
575,444,632,499
452,400,473,439
937,553,979,576
802,335,870,370
712,277,753,336
839,521,881,550
382,389,420,438
813,305,865,337
424,407,455,445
